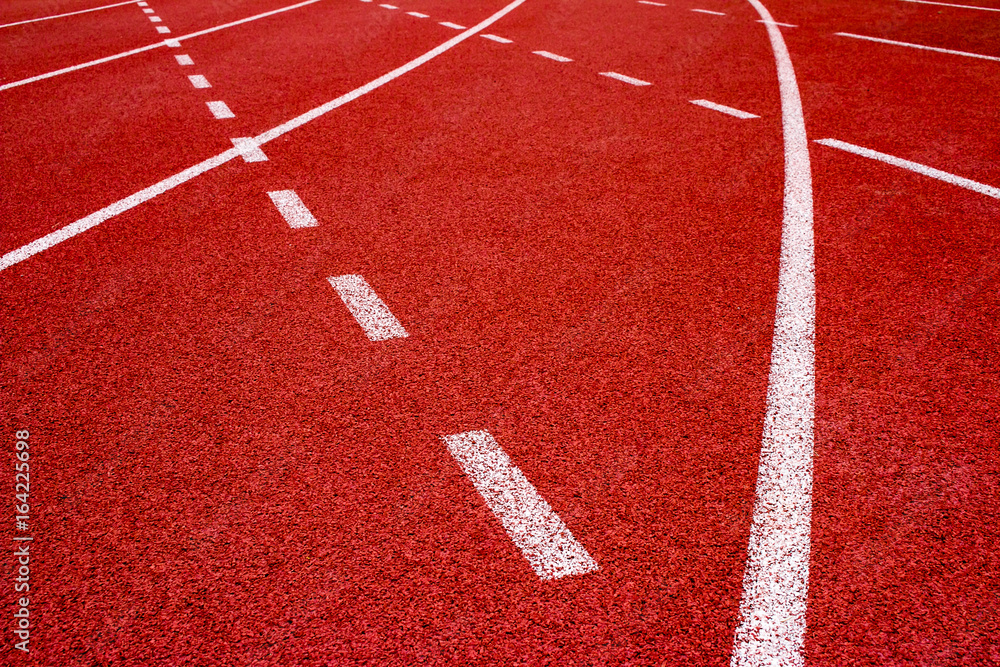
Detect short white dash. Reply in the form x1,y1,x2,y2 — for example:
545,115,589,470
142,8,154,13
156,25,171,33
206,100,235,119
327,275,408,341
533,50,572,62
900,0,1000,11
481,33,513,43
835,32,1000,61
637,0,666,5
379,3,397,8
164,38,181,47
815,139,1000,199
440,21,466,29
174,54,194,65
149,15,162,22
407,11,429,17
138,1,148,5
360,0,372,2
757,19,796,26
690,99,758,118
188,74,211,88
600,71,652,86
443,430,599,581
230,137,268,163
691,8,726,14
268,190,318,228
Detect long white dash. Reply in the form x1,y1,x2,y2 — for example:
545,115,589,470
637,1,666,5
815,139,1000,198
267,190,318,228
691,8,726,14
600,71,652,86
731,0,815,665
900,0,1000,11
836,32,1000,61
533,50,572,62
175,54,194,65
188,74,211,88
0,0,140,28
328,275,408,341
206,100,235,119
231,138,267,162
443,430,599,580
440,21,466,29
407,11,429,17
690,99,758,118
379,3,397,8
481,33,512,43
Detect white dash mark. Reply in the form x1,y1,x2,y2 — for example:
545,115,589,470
379,3,397,8
691,8,727,14
138,1,148,5
175,54,194,65
440,21,466,29
164,38,181,47
481,33,513,43
268,190,318,228
327,275,408,341
690,99,759,118
149,15,162,22
600,71,652,86
142,8,154,13
360,0,372,2
815,139,1000,199
444,430,599,581
407,11,429,17
900,0,1000,11
188,74,211,88
230,137,268,162
835,32,1000,61
156,25,171,33
637,1,666,5
206,100,235,119
757,19,796,26
533,50,572,62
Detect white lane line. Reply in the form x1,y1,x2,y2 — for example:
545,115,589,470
230,137,268,162
690,99,759,118
835,32,1000,62
188,74,211,88
155,26,170,33
148,15,162,22
267,190,318,228
175,54,194,65
379,3,397,8
0,0,528,273
533,50,572,62
757,19,796,27
440,21,466,29
206,100,235,119
816,138,1000,198
481,33,513,43
600,71,652,86
327,275,408,341
164,38,181,47
731,0,815,666
443,430,599,581
407,11,429,17
900,0,1000,11
1,0,323,92
142,8,154,13
691,8,727,14
637,1,666,5
0,0,140,28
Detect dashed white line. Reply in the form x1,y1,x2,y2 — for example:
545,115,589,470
481,33,513,43
138,1,147,5
206,100,235,119
164,38,181,47
327,275,408,341
267,190,318,228
379,3,397,8
835,32,1000,61
440,21,466,29
407,11,429,17
533,50,572,62
187,74,211,88
691,8,726,14
600,71,652,86
155,26,170,33
757,19,796,27
148,15,162,22
900,0,1000,11
690,99,758,118
443,430,599,581
0,0,141,28
230,137,268,163
815,139,1000,198
175,54,194,65
637,1,667,5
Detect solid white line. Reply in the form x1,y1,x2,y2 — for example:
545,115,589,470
533,50,572,62
443,430,599,580
731,0,815,666
175,54,194,65
690,99,759,118
481,33,512,43
637,1,666,5
0,0,323,92
155,26,170,33
230,138,267,162
188,74,211,88
0,0,528,272
440,21,466,29
0,0,139,28
836,32,1000,61
815,139,1000,198
206,100,235,119
148,15,162,22
600,71,652,86
267,190,318,228
900,0,1000,11
757,19,796,27
327,275,408,341
407,11,429,17
691,8,726,14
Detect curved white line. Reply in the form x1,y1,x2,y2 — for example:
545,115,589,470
0,0,528,273
731,1,815,666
